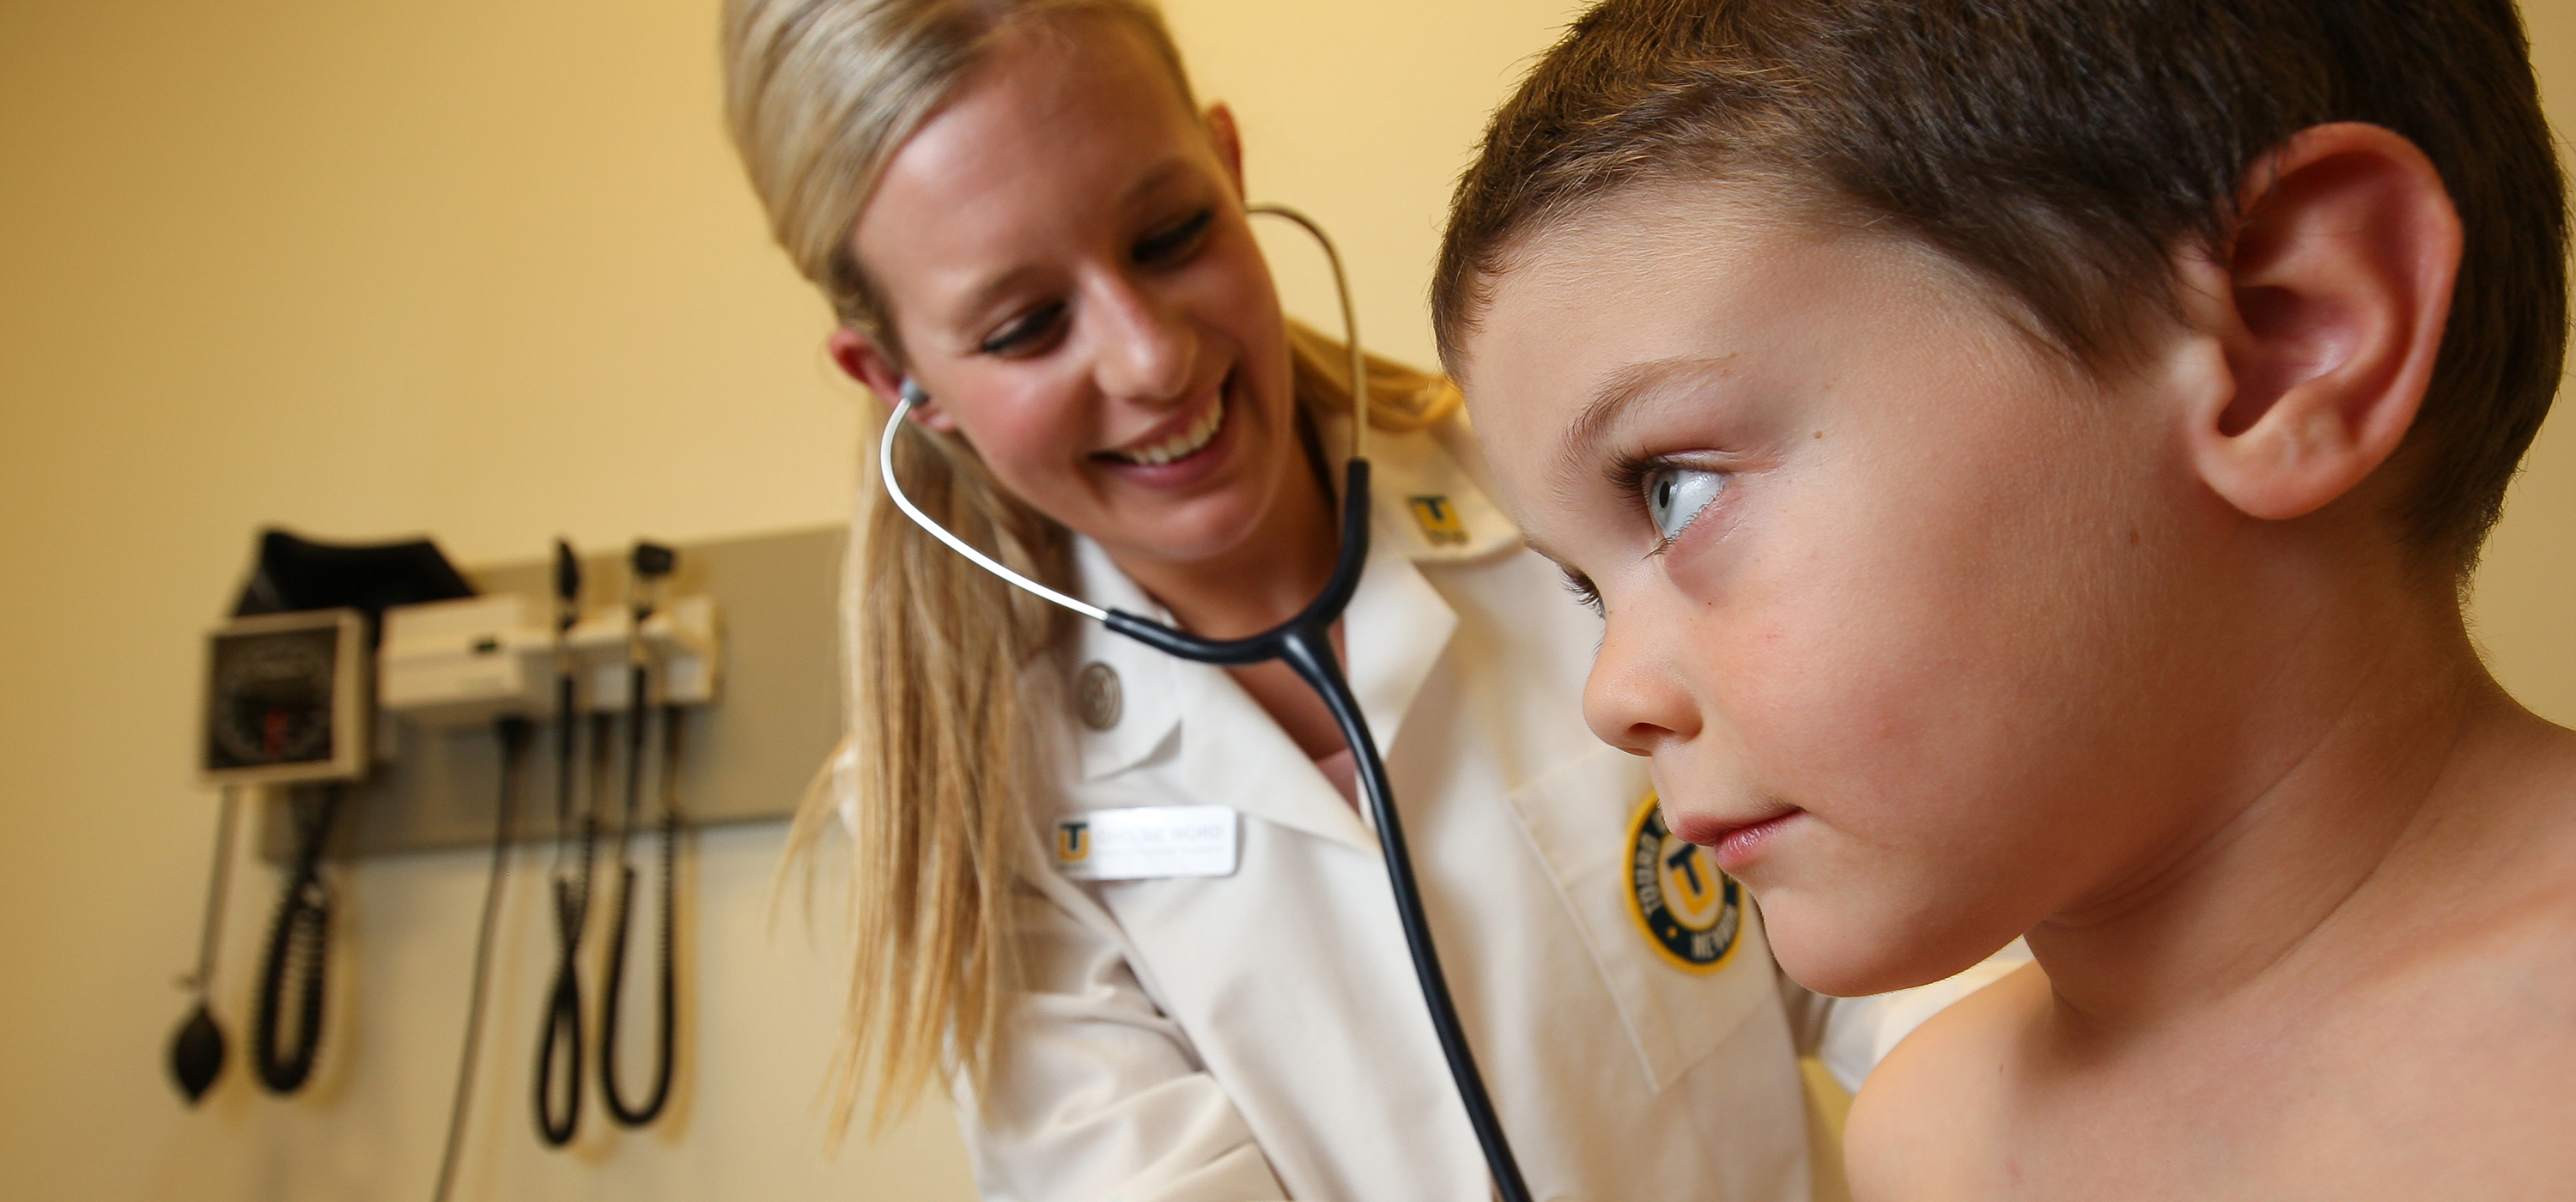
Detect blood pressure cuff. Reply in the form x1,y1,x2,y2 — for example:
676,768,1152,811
230,527,474,642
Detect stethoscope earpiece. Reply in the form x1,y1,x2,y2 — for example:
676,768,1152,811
898,378,928,408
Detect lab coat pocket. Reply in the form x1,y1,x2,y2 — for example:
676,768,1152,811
1502,746,1773,1092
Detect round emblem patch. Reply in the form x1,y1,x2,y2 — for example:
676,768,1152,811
1075,661,1121,731
1625,792,1743,973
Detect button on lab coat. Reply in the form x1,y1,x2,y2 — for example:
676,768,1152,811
957,418,2016,1202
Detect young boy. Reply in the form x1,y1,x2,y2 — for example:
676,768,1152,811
1431,0,2573,1196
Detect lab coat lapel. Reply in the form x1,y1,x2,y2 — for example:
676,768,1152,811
1171,646,1380,849
1067,422,1504,851
1068,537,1378,849
1339,521,1455,771
1162,495,1467,852
1335,416,1515,771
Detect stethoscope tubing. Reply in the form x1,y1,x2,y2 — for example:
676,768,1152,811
875,201,1529,1202
1097,458,1533,1202
877,435,1534,1202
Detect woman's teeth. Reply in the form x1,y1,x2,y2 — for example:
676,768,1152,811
1111,398,1224,465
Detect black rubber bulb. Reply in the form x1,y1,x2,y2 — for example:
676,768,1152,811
170,1000,226,1103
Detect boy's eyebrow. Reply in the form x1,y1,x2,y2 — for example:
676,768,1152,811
1552,355,1732,479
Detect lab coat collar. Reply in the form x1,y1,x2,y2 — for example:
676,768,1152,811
1160,531,1450,851
1066,419,1516,849
1322,412,1519,563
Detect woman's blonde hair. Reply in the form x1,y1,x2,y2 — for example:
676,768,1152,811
722,0,1459,1134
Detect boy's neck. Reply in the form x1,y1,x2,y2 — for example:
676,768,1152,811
2024,582,2561,1035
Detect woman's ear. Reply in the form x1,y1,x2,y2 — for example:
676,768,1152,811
826,326,957,433
2183,121,2463,523
1205,101,1245,197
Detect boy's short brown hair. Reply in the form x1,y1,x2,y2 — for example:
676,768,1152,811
1434,0,2566,576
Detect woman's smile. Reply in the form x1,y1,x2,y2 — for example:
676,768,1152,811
1095,376,1230,483
844,15,1315,575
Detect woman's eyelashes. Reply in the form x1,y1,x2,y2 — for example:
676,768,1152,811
1133,207,1213,266
973,209,1214,356
979,301,1065,356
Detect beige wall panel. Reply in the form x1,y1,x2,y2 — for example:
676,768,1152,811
2473,1,2576,723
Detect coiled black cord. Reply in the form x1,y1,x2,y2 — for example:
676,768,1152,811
253,784,343,1095
600,688,677,1126
533,711,601,1148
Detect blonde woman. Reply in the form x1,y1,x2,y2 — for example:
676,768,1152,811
723,3,2014,1198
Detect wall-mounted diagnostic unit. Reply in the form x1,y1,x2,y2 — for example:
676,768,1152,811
166,524,841,1199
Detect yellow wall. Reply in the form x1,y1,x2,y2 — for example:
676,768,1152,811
3,2,2573,1199
2479,3,2576,720
0,2,1589,1199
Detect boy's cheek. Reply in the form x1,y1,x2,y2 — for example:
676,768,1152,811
1682,659,2042,993
1758,867,2014,996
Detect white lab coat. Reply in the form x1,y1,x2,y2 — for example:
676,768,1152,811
957,416,2022,1202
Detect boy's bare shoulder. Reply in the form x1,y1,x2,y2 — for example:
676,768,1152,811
1841,774,2576,1202
1843,960,2048,1202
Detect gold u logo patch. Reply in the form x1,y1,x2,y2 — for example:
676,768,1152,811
1625,792,1742,973
1407,495,1470,546
1056,820,1090,863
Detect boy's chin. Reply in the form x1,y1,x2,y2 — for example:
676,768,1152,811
1760,893,2012,998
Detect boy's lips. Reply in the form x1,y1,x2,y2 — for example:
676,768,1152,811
1674,804,1803,873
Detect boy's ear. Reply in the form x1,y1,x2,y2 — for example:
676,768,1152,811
826,326,957,433
2183,121,2462,522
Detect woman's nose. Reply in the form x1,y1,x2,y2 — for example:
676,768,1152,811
1087,275,1196,404
1584,601,1702,757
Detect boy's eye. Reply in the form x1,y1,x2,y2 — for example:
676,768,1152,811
979,302,1066,355
1644,466,1725,543
1133,208,1213,265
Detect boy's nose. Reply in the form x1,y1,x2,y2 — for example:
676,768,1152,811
1584,604,1702,756
1089,275,1196,405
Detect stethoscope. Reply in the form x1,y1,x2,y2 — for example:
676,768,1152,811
879,204,1534,1202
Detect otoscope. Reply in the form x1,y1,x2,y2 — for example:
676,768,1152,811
534,539,589,1147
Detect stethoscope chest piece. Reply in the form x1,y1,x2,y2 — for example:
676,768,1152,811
1075,661,1122,731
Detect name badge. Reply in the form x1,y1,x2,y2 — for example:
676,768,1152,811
1055,805,1239,881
